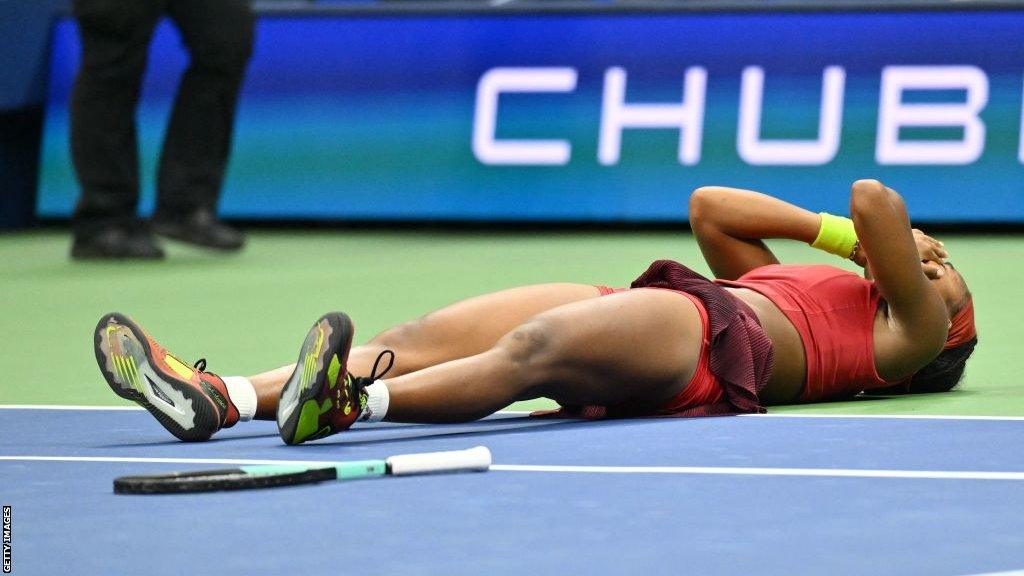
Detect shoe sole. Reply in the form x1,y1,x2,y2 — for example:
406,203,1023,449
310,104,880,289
152,223,244,251
94,313,220,442
276,312,354,445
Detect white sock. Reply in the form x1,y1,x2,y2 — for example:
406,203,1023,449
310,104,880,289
359,381,390,423
222,376,257,421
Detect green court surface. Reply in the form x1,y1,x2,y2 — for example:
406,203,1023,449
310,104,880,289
2,229,1022,416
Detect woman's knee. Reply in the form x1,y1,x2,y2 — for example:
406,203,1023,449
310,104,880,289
494,318,562,371
368,315,429,350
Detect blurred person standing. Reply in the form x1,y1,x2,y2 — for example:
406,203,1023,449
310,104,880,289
69,0,254,259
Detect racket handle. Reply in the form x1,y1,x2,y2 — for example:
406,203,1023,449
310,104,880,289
386,446,491,476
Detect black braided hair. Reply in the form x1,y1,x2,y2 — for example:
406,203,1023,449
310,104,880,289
905,336,978,393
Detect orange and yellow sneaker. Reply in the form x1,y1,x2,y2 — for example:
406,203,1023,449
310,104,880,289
276,312,393,445
94,313,239,442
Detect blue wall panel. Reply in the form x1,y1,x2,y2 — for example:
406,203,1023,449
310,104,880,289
38,11,1024,222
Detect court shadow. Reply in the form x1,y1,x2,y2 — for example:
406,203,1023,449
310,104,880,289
92,413,546,448
847,395,892,401
95,431,283,448
22,249,238,280
853,388,982,401
262,417,592,451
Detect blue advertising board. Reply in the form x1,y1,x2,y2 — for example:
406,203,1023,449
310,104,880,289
38,10,1024,222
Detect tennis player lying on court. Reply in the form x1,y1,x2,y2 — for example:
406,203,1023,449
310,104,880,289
94,179,977,444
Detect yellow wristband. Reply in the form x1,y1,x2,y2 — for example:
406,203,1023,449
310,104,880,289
811,213,858,259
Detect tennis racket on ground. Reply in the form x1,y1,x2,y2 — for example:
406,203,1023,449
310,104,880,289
113,446,491,494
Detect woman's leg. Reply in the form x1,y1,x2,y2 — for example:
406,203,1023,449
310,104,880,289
250,283,604,418
377,288,705,423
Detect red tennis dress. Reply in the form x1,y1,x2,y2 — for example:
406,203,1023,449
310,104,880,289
717,264,893,402
535,261,896,420
536,260,775,419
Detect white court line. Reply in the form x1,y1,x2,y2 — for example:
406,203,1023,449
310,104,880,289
2,455,1023,481
0,405,525,414
0,456,342,467
2,404,1023,421
0,404,143,411
743,413,1024,422
490,464,1024,481
960,571,1024,576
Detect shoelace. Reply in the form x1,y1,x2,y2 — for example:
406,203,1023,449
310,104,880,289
191,357,232,425
368,349,395,382
352,350,395,388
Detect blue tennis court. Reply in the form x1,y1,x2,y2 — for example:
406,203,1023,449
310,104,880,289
2,407,1022,575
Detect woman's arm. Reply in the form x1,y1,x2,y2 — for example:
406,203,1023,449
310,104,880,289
849,180,948,377
856,228,949,281
688,186,820,280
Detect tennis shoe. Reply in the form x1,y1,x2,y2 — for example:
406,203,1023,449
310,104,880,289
94,313,239,442
276,312,394,445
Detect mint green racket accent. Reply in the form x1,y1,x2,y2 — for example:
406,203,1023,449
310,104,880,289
239,461,386,480
332,460,387,480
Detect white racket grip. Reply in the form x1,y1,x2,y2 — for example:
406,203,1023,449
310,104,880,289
386,446,491,476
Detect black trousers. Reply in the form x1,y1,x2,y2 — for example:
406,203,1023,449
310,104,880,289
70,0,254,236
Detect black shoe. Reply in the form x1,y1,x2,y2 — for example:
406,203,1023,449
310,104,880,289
71,225,165,260
152,208,245,251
